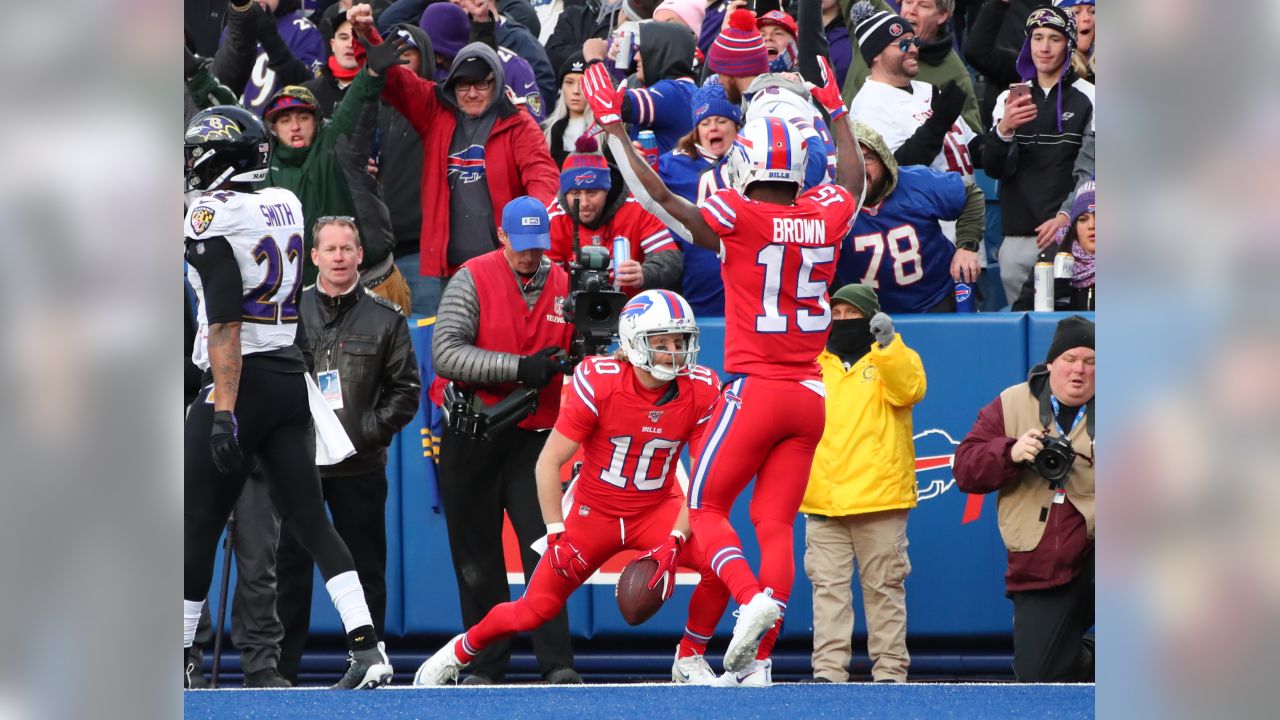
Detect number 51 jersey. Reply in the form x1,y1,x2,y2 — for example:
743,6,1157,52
699,184,858,380
184,187,306,371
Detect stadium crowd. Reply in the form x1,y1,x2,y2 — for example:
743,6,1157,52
183,0,1097,689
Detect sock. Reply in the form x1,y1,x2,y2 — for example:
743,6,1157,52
678,627,714,658
325,571,375,637
455,632,480,664
346,625,378,652
183,599,204,648
755,590,788,659
679,567,731,658
690,509,762,604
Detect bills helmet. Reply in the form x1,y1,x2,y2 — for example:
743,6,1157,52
618,290,700,382
725,116,807,196
184,105,270,193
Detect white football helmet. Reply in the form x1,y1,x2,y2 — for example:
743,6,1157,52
617,290,700,382
725,116,807,196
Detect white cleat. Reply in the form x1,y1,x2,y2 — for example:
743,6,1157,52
671,647,719,686
718,658,773,687
414,634,468,686
722,591,781,674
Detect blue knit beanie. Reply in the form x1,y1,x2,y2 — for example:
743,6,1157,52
690,80,741,128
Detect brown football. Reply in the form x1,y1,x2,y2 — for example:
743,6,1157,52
615,557,668,626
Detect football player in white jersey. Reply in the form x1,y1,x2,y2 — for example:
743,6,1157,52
182,105,391,690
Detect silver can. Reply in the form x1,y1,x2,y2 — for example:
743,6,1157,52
612,236,631,290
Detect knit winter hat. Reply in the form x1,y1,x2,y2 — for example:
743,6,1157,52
1068,179,1096,226
264,85,319,122
1046,315,1094,364
560,135,612,192
850,1,913,66
654,0,706,36
707,9,770,77
831,283,881,318
420,2,469,62
690,79,741,127
558,52,587,86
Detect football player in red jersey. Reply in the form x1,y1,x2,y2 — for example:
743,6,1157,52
414,290,731,686
583,56,867,685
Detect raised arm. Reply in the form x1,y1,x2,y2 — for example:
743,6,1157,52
580,61,722,252
810,56,866,203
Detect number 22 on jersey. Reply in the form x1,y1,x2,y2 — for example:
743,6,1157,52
243,234,304,324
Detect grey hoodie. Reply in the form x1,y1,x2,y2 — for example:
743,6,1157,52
443,43,508,267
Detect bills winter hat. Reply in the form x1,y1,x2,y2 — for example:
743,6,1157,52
560,134,612,192
707,9,769,77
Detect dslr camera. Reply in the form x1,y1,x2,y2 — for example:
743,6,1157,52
563,244,626,361
1032,434,1076,483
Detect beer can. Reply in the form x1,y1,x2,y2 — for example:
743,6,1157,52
1053,251,1075,280
954,281,976,313
1033,260,1054,312
614,27,634,71
612,236,631,290
638,130,659,169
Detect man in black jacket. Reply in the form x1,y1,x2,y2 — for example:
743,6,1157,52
276,216,422,684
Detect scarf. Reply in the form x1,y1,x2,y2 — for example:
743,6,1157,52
826,318,874,366
1071,240,1095,288
327,41,366,83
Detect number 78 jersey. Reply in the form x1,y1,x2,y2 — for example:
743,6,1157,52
699,184,858,380
184,187,306,371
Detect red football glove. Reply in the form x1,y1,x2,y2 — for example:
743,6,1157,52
581,60,624,126
547,531,590,584
638,533,684,602
809,55,848,121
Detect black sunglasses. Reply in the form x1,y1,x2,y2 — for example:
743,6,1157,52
893,36,921,52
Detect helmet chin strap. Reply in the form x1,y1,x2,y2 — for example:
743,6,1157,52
646,361,678,382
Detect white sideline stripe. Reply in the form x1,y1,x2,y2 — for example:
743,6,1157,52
506,572,700,586
189,681,1097,691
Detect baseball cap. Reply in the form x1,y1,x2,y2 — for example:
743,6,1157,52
501,196,552,252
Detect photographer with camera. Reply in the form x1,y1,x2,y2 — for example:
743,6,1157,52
428,196,580,684
954,315,1095,682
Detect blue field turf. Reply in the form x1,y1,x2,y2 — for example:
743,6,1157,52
184,683,1094,719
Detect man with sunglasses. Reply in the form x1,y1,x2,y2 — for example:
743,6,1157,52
275,216,422,684
847,3,981,285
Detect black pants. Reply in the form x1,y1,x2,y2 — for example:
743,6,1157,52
190,468,283,676
276,467,389,684
185,369,357,620
438,425,575,680
1010,551,1095,682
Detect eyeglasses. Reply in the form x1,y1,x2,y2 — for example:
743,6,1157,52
455,77,496,94
893,36,921,52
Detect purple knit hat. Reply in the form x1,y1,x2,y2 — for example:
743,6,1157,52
707,9,769,77
1015,6,1077,132
420,3,469,62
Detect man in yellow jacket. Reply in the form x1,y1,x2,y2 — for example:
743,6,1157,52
799,283,927,683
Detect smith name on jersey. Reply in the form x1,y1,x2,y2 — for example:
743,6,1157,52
558,356,721,516
184,187,306,370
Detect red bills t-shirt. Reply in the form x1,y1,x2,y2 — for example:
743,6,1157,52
556,356,721,516
698,185,858,380
546,197,677,296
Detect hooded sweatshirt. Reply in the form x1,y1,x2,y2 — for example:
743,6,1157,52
743,73,836,189
443,46,507,267
377,41,560,277
376,23,436,257
838,123,970,314
619,22,698,154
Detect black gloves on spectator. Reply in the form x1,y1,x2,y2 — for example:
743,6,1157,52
929,81,967,131
365,31,412,76
210,410,244,476
184,46,202,80
517,347,568,389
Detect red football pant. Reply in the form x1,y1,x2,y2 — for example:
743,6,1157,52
687,377,825,656
458,492,730,662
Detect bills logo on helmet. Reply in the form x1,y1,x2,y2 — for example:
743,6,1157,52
190,207,216,236
621,296,654,320
447,145,486,184
185,115,241,143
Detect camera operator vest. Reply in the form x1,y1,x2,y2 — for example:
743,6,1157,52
996,382,1096,553
432,250,573,431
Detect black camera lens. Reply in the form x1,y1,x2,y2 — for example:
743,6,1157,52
588,300,613,321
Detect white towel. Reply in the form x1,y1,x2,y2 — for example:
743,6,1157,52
304,373,356,466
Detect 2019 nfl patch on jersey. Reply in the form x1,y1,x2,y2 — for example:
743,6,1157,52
190,206,215,236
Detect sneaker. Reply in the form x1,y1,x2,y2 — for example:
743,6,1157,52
414,634,468,686
723,591,781,674
545,667,584,684
460,673,495,685
718,659,772,687
671,648,718,686
333,641,393,689
184,649,209,690
244,668,293,688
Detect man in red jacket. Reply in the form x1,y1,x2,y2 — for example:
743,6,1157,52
350,4,559,317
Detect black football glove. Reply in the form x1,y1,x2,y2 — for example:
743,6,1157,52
930,81,967,129
517,347,568,389
365,30,412,76
210,410,245,477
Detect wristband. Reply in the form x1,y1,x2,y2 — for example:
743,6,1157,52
546,522,565,535
670,529,687,543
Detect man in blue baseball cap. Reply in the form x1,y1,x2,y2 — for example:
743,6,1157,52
428,193,581,685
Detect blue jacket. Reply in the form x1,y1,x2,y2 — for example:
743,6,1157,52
658,147,733,317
